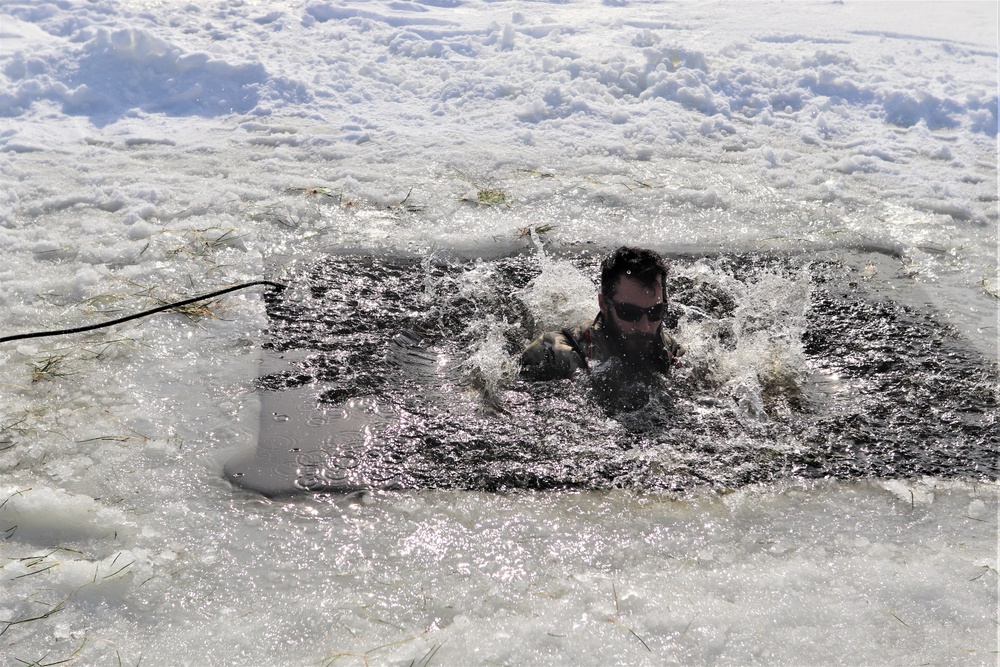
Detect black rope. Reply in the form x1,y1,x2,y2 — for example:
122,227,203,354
0,281,286,344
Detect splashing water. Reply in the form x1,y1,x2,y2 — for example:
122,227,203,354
226,248,998,496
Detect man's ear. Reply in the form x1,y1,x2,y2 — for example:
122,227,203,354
597,292,609,318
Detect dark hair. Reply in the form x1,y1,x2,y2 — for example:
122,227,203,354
600,246,669,299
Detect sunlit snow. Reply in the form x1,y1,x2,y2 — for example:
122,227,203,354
1,1,996,665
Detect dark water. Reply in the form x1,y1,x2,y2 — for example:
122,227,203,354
225,249,998,495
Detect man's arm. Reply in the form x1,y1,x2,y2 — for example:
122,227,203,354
520,329,588,380
662,331,683,367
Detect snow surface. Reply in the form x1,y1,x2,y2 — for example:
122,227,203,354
0,1,997,665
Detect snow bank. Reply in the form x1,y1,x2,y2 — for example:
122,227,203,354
0,24,293,125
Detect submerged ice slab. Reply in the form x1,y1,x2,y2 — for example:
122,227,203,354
224,388,393,495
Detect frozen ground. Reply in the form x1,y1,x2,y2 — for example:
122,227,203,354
0,1,997,665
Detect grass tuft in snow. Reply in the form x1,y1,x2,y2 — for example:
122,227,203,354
476,187,509,208
388,188,426,213
516,223,557,241
167,227,245,258
0,417,31,450
161,297,227,322
27,355,73,384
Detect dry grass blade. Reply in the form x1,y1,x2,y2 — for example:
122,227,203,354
675,616,696,650
1,598,69,637
322,629,431,667
516,168,556,178
0,488,31,510
888,609,909,628
78,338,139,361
285,186,340,199
138,565,190,587
412,642,443,667
102,560,134,581
12,564,59,580
608,617,652,652
13,637,87,667
75,411,149,445
389,188,426,213
356,606,404,630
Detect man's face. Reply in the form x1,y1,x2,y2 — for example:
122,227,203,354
598,275,664,362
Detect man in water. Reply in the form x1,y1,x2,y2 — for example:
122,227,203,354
520,246,682,406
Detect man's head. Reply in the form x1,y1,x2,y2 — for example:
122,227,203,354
597,246,669,361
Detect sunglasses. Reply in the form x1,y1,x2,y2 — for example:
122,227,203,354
609,299,666,323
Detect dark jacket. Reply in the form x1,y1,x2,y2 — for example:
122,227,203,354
520,314,683,380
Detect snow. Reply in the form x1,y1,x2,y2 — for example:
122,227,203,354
1,0,997,665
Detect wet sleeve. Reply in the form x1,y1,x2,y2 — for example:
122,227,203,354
520,330,587,380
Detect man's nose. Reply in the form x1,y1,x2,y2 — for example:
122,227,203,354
636,315,657,332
